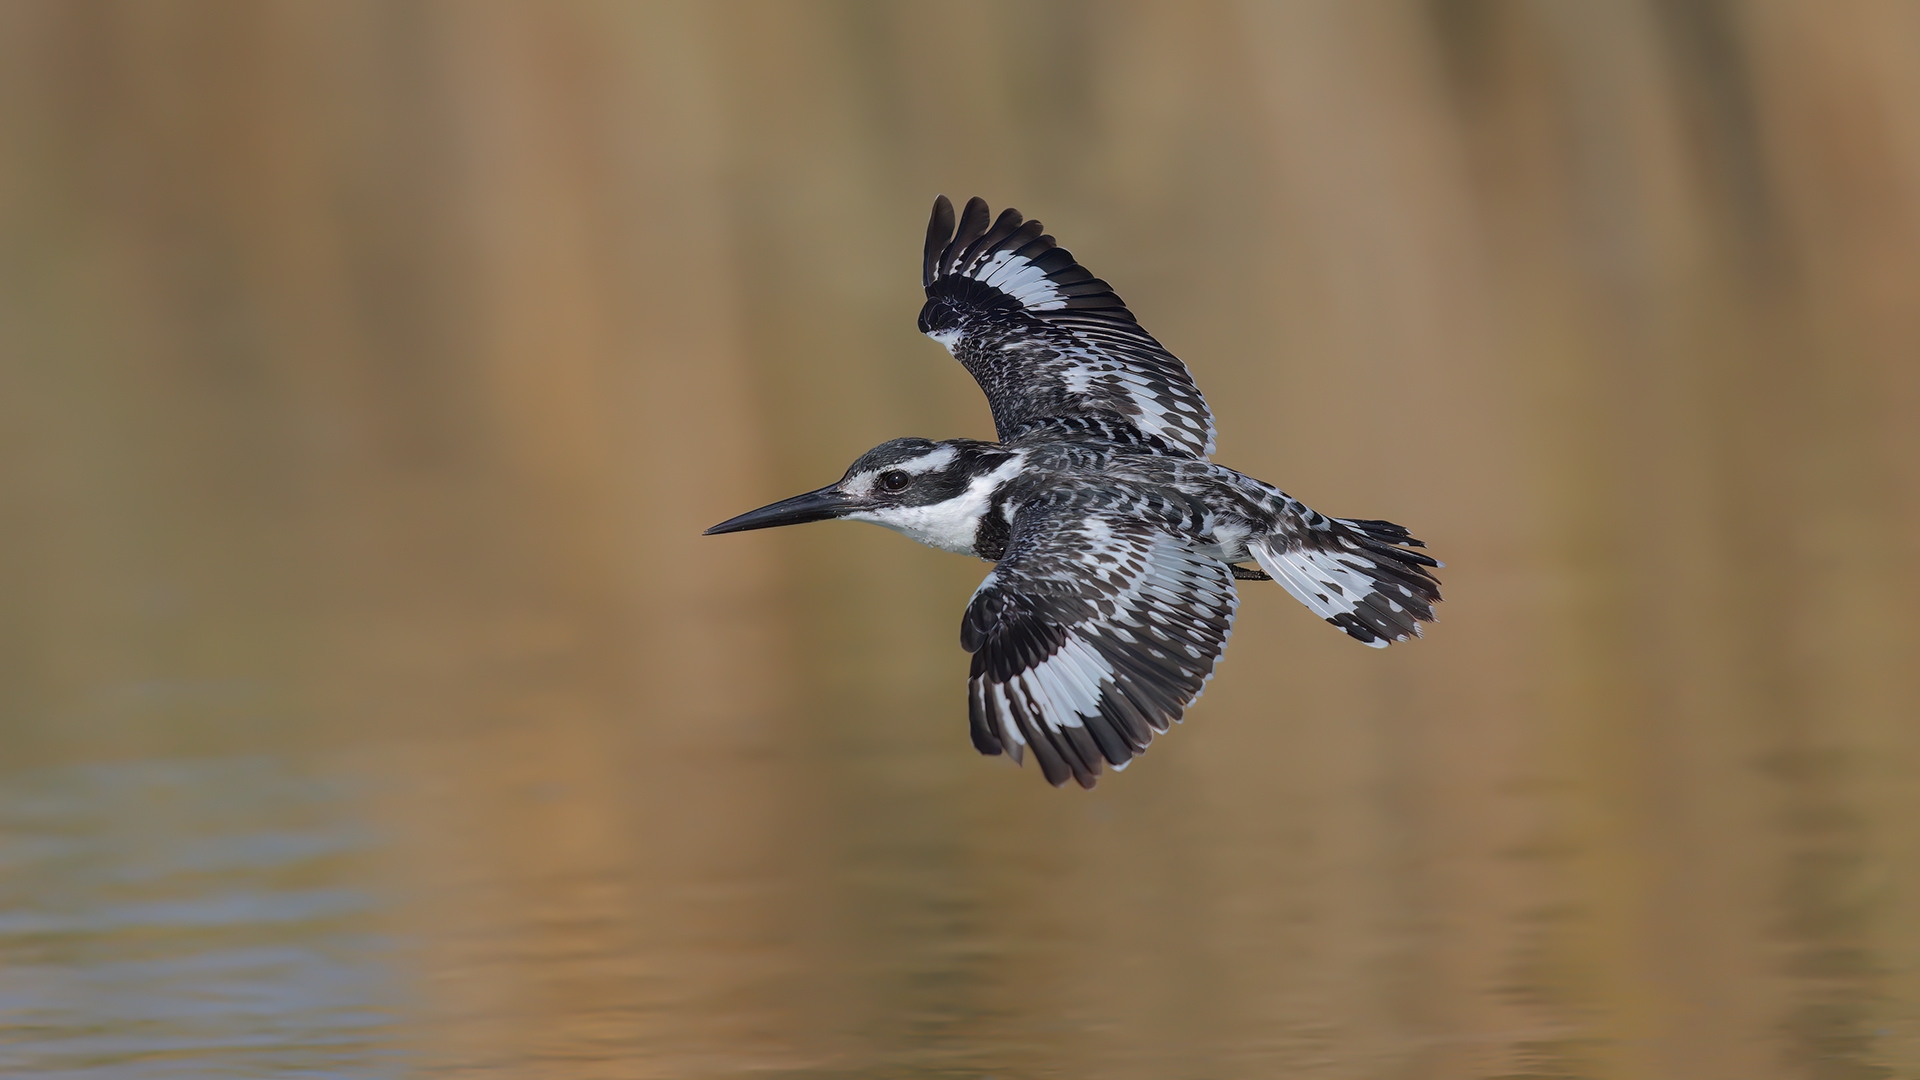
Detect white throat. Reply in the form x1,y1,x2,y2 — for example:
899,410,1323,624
846,453,1025,556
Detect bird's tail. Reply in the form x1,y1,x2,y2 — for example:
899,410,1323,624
1248,516,1442,647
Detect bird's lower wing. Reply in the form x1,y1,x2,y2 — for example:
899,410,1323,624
960,504,1237,789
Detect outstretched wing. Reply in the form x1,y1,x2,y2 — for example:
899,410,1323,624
960,502,1237,788
920,196,1217,459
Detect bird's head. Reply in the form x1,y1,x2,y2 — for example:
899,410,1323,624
704,437,1021,555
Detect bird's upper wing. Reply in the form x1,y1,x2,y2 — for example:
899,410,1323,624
919,196,1217,459
960,500,1237,788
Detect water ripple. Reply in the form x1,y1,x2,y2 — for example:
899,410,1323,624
0,756,400,1078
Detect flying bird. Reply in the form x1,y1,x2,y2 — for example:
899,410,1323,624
706,196,1441,788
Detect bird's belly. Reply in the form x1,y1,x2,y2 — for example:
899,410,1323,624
1198,521,1255,564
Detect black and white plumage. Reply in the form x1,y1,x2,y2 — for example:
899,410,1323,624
707,196,1442,789
918,195,1218,459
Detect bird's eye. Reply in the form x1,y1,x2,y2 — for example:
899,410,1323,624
878,470,912,493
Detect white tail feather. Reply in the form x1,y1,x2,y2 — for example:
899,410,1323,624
1249,537,1398,648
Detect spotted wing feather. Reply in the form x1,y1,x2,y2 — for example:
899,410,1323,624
920,196,1217,459
961,502,1237,788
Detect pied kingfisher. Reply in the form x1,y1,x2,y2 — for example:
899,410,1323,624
707,196,1442,788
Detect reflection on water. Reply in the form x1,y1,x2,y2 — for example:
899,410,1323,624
3,2,1920,1077
0,758,396,1078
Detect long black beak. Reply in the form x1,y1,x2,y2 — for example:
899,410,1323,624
703,484,862,535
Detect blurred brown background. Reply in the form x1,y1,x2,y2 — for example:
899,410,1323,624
2,3,1918,1078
